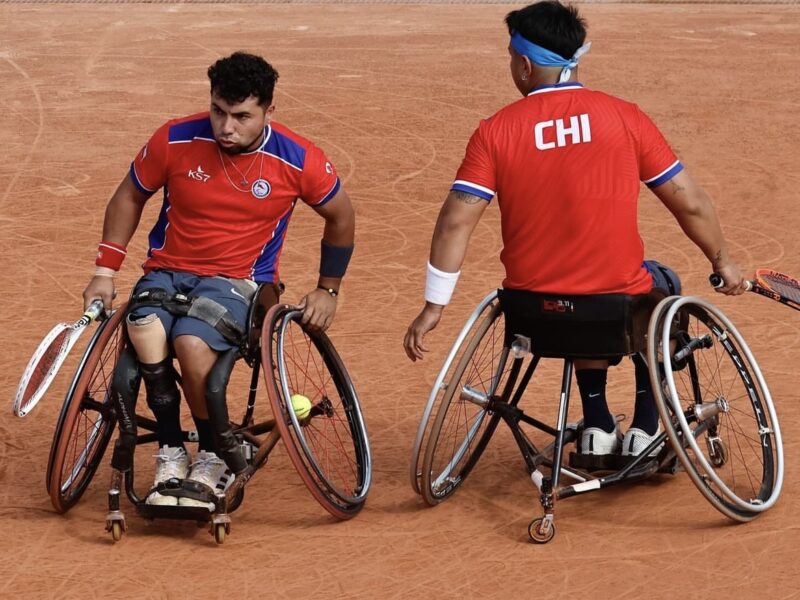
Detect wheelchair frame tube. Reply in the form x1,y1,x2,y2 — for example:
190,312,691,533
547,361,574,495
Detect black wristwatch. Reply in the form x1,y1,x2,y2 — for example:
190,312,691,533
317,285,339,297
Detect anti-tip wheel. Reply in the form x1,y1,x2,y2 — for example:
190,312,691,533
213,523,228,545
707,436,728,468
528,517,555,544
110,521,123,543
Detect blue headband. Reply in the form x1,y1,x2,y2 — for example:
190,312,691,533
510,31,591,83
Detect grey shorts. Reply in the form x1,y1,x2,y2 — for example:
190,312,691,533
129,270,257,352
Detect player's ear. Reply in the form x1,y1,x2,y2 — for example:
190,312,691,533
521,56,533,81
265,103,276,119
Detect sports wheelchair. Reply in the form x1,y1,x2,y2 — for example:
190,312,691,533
410,289,783,543
46,284,372,544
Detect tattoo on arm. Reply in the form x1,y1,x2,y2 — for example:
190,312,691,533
670,179,685,195
712,250,723,268
450,191,484,205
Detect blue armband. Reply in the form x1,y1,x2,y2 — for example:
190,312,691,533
319,240,354,278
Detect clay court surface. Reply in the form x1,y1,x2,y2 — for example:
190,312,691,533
1,2,799,598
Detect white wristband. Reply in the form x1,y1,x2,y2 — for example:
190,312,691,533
425,261,460,306
94,266,116,278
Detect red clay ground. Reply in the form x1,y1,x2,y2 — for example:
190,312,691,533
1,4,798,599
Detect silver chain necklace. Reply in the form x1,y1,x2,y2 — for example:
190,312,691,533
217,131,266,192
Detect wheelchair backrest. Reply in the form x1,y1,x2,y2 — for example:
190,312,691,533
498,288,666,358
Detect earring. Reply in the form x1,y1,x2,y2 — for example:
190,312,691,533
521,74,528,81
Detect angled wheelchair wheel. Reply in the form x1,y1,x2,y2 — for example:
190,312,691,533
420,293,513,506
410,291,504,495
648,296,783,521
47,305,126,513
262,304,371,520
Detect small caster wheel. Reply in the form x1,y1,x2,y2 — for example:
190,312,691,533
213,523,229,545
111,521,123,542
528,517,555,544
707,437,727,468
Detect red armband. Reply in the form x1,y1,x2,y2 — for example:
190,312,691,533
95,241,127,271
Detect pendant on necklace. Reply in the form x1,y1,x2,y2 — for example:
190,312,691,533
241,178,248,186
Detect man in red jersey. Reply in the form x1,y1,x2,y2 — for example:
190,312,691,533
404,1,746,460
83,52,355,508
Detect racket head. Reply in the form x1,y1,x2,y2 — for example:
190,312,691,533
13,323,77,417
754,269,800,309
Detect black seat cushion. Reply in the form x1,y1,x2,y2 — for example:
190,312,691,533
498,288,665,359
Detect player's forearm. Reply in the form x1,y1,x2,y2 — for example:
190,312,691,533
430,222,471,273
313,189,355,292
672,204,732,269
317,221,353,291
663,180,731,268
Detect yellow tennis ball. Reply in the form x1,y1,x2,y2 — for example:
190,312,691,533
290,393,312,420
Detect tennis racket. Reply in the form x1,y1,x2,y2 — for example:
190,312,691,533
12,300,106,417
709,269,800,312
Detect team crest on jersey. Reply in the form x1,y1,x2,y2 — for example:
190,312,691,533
251,178,271,199
325,162,333,174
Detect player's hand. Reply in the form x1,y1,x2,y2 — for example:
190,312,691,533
404,303,444,362
713,261,748,296
298,287,337,331
83,275,116,311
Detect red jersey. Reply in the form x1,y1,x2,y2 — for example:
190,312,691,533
452,83,683,295
129,113,340,283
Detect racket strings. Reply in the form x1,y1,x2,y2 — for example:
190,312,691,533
21,330,72,406
760,273,800,304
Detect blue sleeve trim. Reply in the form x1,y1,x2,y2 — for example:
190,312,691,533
313,178,341,207
129,163,155,196
451,182,493,201
645,161,684,188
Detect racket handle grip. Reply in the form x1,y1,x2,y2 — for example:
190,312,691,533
82,299,105,322
709,273,754,291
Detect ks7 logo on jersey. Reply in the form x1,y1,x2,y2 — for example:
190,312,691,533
188,165,211,182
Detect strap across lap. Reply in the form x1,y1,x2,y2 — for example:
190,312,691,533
126,287,246,348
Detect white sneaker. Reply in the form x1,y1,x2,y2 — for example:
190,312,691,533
580,427,621,456
146,446,190,506
178,451,235,511
622,428,663,457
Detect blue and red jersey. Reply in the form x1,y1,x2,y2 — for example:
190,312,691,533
130,112,340,283
453,82,683,295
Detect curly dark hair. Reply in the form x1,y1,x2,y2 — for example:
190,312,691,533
207,52,279,106
506,1,587,60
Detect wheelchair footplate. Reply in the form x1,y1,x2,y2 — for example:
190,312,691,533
567,448,678,477
567,451,633,473
134,479,228,522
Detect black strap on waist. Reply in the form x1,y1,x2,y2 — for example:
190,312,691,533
127,288,245,348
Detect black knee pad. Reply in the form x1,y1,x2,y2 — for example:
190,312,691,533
206,349,248,474
112,347,141,434
110,347,141,470
140,358,180,412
